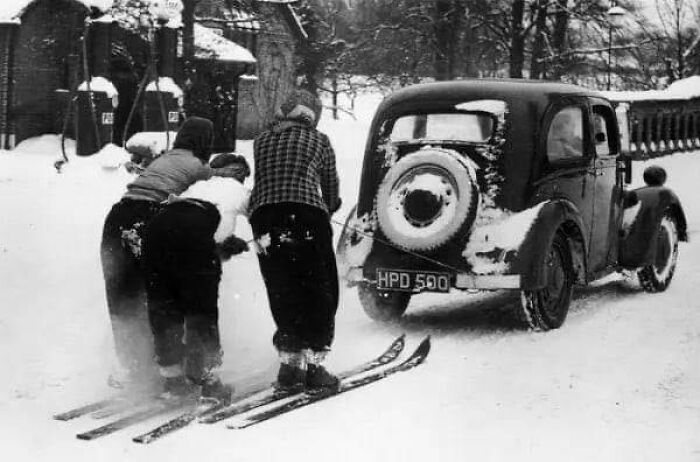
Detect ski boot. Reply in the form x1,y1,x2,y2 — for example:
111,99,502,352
275,351,307,392
159,364,197,399
305,349,340,392
196,374,234,404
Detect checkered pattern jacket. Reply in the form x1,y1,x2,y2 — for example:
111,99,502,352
249,123,340,215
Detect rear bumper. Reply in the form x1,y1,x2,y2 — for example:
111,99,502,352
454,273,520,289
345,267,521,290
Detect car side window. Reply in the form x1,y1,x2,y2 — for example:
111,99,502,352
547,106,584,162
593,106,618,157
593,113,610,156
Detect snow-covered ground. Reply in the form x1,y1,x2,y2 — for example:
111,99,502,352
1,91,699,461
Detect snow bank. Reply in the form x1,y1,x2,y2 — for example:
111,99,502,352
125,131,177,158
8,135,132,179
12,134,74,157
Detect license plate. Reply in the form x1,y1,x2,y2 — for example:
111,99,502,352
376,268,451,293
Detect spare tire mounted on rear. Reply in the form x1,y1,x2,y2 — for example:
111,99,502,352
376,148,478,252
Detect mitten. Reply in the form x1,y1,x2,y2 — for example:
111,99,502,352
218,234,250,260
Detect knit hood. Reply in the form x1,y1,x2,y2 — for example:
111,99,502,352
274,89,322,128
173,117,215,163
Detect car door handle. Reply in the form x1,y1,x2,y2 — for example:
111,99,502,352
587,168,604,176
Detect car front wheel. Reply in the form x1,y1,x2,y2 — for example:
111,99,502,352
638,213,679,292
520,233,574,331
358,283,411,322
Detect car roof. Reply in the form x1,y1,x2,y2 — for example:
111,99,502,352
379,78,604,111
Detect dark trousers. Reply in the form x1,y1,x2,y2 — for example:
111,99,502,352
100,198,161,371
143,201,223,380
250,203,339,353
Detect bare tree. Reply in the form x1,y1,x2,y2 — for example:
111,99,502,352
529,0,548,79
654,0,699,81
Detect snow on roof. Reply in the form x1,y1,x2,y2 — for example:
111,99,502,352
602,90,688,102
666,76,700,97
195,24,256,64
603,75,700,102
0,0,112,22
145,77,183,98
78,76,118,98
455,99,507,115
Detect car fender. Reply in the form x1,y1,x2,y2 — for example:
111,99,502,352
514,199,588,290
618,186,688,269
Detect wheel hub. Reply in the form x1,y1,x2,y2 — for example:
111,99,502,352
403,189,444,227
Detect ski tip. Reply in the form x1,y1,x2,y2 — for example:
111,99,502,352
415,336,431,356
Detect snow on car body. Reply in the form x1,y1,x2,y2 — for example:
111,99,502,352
337,79,688,329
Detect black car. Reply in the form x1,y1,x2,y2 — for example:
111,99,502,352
337,79,688,330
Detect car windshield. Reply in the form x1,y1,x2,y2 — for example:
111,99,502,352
389,113,493,143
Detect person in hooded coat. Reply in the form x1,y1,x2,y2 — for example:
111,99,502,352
142,153,250,400
248,89,342,391
100,117,220,388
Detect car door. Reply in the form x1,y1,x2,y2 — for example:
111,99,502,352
536,100,595,255
588,102,623,272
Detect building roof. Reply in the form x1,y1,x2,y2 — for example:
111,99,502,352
194,23,256,64
196,0,307,42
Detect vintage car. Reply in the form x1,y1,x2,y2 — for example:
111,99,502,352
337,79,688,330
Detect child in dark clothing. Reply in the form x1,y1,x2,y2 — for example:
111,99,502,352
142,153,250,400
249,89,342,391
101,117,246,389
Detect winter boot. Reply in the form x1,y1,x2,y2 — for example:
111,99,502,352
275,351,306,392
195,374,234,404
159,364,196,399
305,349,340,392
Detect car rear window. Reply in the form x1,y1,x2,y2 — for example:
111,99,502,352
389,113,493,143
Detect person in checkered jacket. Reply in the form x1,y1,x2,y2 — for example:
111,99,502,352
249,88,342,392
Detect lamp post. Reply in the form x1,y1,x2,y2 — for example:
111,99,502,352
606,4,626,90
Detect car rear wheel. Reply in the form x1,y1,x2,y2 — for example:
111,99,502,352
520,233,574,331
358,283,410,322
638,213,679,292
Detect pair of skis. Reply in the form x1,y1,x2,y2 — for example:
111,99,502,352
53,334,430,443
